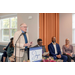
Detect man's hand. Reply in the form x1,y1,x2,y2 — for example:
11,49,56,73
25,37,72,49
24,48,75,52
30,42,33,46
56,55,61,58
24,42,33,47
24,43,31,47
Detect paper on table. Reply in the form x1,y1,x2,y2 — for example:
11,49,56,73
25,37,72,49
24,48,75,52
43,51,49,56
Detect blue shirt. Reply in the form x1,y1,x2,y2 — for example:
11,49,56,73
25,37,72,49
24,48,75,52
21,30,28,49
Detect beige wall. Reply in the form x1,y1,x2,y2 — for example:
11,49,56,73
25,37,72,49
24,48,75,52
0,13,39,46
59,13,75,53
59,13,72,49
17,13,39,46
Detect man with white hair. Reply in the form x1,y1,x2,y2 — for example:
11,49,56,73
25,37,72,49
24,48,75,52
13,23,32,62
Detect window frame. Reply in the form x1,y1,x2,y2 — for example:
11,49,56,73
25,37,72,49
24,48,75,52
72,13,75,45
0,14,17,44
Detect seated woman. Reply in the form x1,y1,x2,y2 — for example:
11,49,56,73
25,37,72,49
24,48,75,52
7,38,14,62
1,37,13,62
62,38,75,62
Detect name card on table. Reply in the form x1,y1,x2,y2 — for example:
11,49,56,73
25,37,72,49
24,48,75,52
29,47,42,62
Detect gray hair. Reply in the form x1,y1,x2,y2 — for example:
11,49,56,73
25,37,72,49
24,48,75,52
20,23,26,27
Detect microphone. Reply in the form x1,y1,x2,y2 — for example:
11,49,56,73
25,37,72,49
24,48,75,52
19,32,26,37
16,32,26,44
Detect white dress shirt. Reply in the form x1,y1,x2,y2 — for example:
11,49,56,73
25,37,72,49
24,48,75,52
52,42,57,54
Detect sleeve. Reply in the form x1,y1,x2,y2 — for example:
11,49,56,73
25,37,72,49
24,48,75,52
7,47,10,56
43,46,46,52
62,45,66,54
48,45,56,56
44,47,46,52
5,43,10,50
13,32,25,48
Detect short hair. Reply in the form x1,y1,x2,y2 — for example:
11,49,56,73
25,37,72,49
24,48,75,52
52,36,56,40
37,39,42,42
65,38,70,41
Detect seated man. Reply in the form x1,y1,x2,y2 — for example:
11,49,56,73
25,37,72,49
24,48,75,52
48,36,67,62
34,39,49,57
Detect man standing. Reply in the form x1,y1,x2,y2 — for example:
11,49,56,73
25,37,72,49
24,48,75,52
13,23,32,62
48,36,67,62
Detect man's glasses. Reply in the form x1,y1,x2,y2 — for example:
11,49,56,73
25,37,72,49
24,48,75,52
21,26,27,28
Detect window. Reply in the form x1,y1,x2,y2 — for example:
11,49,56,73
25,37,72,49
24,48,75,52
72,14,75,44
0,16,17,42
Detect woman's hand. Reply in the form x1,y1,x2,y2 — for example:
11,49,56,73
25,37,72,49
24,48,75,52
66,53,72,57
3,47,6,50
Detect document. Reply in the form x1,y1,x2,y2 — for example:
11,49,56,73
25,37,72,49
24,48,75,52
43,51,49,56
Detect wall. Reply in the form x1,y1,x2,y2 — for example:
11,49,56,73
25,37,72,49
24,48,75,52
59,13,75,53
17,13,39,46
0,13,75,53
0,13,39,46
59,13,73,49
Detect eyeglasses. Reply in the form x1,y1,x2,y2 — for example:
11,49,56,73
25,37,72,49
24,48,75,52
21,26,27,28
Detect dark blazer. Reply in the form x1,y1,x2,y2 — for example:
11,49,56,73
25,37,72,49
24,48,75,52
34,45,46,53
48,43,61,56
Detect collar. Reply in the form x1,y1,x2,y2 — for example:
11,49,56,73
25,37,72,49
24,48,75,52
38,45,43,47
38,45,40,46
52,42,56,45
21,30,24,33
21,30,26,34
